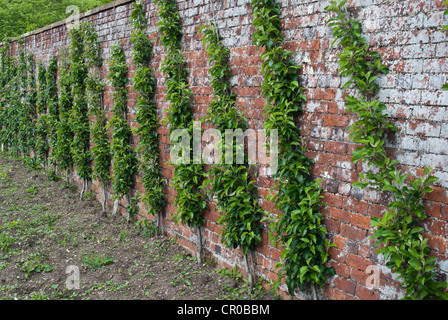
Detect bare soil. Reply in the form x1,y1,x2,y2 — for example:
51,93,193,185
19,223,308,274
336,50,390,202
0,154,277,300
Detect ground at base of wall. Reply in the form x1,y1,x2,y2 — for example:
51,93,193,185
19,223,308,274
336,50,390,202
0,154,277,300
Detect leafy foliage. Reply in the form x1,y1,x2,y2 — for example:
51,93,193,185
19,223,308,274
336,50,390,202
46,56,59,167
0,231,15,252
326,0,447,300
6,55,20,155
35,62,49,165
83,22,110,189
2,44,40,167
155,0,206,229
130,0,165,217
25,53,38,157
3,47,20,156
17,253,52,278
69,27,92,181
16,49,33,158
108,43,137,202
200,21,264,255
54,48,74,175
82,253,116,271
251,0,335,296
0,45,13,149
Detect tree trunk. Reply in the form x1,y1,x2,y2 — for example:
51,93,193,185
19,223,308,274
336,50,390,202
243,252,255,294
156,211,162,235
80,179,85,200
102,186,107,212
112,198,119,216
196,227,202,265
311,283,318,300
126,193,131,223
65,167,73,186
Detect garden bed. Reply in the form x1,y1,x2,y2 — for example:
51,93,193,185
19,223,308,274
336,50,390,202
0,154,276,300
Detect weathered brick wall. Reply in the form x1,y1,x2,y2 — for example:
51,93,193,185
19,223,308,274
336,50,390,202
7,0,448,299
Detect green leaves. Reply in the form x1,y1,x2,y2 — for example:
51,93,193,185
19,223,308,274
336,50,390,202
46,56,59,167
18,253,52,278
326,2,388,97
108,43,137,201
82,253,116,271
324,0,347,13
326,0,446,300
35,62,49,164
131,0,165,217
54,48,74,173
69,27,92,181
251,0,334,296
156,0,205,229
82,23,111,188
200,21,263,256
155,0,183,51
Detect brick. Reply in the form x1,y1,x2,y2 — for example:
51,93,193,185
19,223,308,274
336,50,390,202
325,219,341,234
355,284,380,300
298,39,320,51
350,267,368,284
324,114,349,127
430,220,447,236
330,261,351,278
346,254,372,271
329,208,351,223
424,233,447,252
341,224,368,242
333,235,347,250
333,276,356,295
441,205,448,220
324,141,348,154
332,288,352,300
313,88,336,101
342,198,369,215
424,201,442,218
351,213,371,230
424,187,448,204
329,247,347,263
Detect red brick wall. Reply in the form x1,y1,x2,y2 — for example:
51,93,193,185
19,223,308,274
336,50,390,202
7,0,448,300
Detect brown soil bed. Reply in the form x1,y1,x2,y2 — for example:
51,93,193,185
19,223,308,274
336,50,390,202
0,155,277,300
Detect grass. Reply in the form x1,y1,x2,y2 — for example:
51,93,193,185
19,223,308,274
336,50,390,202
0,232,15,252
137,219,158,237
16,253,52,278
82,253,116,271
171,265,193,289
26,185,37,195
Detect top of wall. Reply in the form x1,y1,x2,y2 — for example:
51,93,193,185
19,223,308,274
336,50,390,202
1,0,135,45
